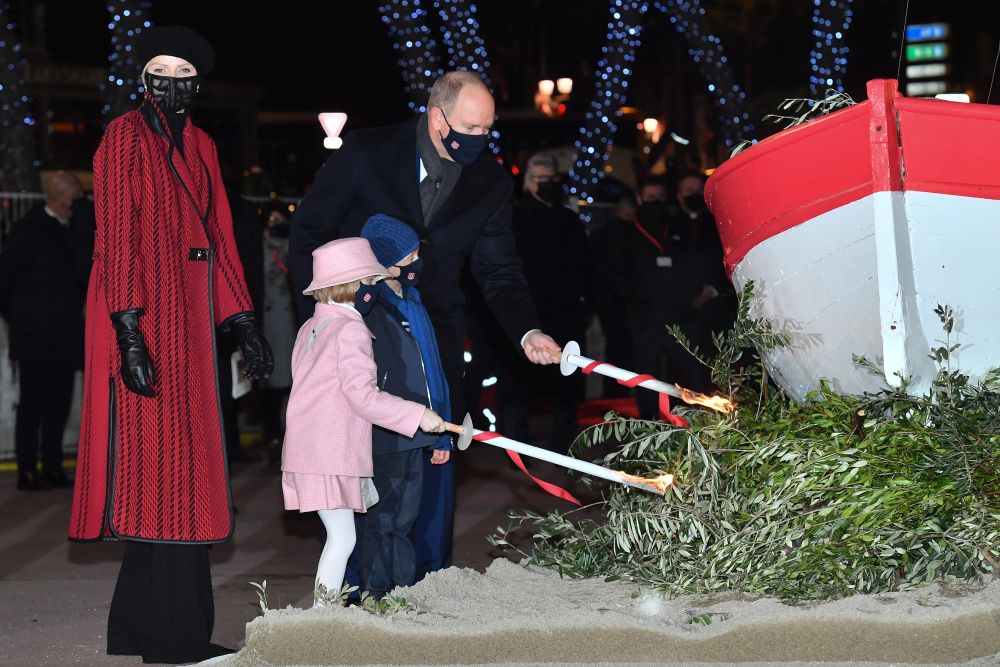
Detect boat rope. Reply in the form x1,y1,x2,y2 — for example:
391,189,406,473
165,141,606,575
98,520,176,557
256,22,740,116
988,36,1000,104
895,0,910,84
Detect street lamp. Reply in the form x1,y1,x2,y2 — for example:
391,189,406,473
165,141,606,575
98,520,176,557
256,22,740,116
536,78,573,116
318,112,347,150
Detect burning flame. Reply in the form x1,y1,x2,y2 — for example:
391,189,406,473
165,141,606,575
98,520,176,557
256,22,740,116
679,387,735,414
619,471,675,494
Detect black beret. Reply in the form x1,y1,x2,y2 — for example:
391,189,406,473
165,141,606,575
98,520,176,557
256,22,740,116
136,25,215,76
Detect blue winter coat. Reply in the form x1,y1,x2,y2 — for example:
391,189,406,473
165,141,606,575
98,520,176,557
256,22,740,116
364,300,444,455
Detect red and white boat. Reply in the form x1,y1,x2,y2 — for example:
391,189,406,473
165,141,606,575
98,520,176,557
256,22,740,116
705,79,1000,401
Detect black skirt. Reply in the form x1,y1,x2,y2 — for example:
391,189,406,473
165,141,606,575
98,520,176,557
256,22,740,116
107,541,232,664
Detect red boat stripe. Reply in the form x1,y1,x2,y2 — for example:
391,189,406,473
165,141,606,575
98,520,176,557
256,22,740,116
706,79,1000,274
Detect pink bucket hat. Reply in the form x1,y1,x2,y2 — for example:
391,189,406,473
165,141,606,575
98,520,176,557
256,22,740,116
302,238,390,295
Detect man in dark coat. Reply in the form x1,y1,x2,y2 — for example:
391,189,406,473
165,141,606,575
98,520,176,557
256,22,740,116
667,173,737,390
0,171,92,490
290,71,561,575
500,154,591,452
625,178,701,418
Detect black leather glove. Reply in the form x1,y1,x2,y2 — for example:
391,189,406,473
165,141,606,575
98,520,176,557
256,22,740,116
110,308,158,398
223,311,274,380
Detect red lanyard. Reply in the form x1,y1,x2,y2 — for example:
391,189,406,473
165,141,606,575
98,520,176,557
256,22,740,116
271,249,289,275
632,217,667,253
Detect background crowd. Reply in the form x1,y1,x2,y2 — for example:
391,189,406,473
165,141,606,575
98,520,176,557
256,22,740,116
0,148,735,489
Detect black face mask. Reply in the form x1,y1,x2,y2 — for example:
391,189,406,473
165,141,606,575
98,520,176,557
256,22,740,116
438,110,488,165
535,180,563,205
637,201,669,223
268,223,290,238
354,283,379,315
394,257,424,288
683,193,707,213
144,72,200,114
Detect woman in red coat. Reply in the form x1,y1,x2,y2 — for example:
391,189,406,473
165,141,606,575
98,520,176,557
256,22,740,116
68,26,273,663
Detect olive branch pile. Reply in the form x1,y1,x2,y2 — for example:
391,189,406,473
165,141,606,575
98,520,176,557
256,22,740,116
492,285,1000,601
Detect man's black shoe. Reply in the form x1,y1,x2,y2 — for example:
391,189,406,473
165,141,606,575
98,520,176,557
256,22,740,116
42,471,74,488
17,473,48,491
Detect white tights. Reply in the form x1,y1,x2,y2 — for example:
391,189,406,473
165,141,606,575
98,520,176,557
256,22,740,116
314,508,356,607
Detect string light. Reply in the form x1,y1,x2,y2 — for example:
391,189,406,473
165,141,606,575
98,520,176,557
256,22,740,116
569,1,752,206
809,0,853,95
652,0,753,147
101,1,152,121
0,2,41,191
378,1,444,113
431,0,501,157
568,0,647,208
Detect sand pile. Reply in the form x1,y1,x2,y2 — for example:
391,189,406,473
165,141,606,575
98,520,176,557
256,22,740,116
213,559,1000,666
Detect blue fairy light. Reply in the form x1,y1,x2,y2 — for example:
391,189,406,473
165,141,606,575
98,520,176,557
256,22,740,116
377,1,444,114
0,2,41,190
809,0,853,95
101,1,151,122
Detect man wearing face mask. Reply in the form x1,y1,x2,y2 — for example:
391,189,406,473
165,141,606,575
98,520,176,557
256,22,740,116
291,71,559,578
0,171,92,490
68,25,272,663
624,177,701,417
668,172,737,390
500,154,591,452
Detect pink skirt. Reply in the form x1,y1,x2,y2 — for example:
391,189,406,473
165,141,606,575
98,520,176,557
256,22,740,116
282,472,367,513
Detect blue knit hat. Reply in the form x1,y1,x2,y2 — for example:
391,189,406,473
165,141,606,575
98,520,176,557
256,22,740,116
361,214,420,267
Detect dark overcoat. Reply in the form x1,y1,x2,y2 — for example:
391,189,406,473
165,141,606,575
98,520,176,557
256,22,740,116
288,116,540,412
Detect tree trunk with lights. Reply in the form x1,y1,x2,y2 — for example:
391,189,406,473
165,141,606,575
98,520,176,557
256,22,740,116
377,0,444,113
431,0,500,156
809,0,854,96
101,1,152,122
0,2,40,192
568,0,647,207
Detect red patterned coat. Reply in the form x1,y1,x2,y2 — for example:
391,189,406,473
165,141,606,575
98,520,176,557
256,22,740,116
68,106,252,543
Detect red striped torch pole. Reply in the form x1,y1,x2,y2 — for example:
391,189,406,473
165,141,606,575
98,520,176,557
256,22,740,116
556,341,735,414
445,414,673,500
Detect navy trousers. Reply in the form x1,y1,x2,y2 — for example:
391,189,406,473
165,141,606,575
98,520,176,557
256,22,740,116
358,449,424,597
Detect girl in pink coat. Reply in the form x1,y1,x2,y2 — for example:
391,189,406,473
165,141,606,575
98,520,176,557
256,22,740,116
282,238,445,605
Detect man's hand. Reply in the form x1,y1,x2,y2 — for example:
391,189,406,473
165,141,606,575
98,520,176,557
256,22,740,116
523,330,561,365
430,449,451,465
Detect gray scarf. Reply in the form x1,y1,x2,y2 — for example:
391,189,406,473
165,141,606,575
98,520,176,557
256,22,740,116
416,113,461,224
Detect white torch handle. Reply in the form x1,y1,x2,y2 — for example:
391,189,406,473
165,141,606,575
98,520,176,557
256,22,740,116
470,429,659,494
562,348,683,400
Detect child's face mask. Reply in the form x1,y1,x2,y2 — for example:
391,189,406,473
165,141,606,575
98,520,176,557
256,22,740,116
354,283,379,315
394,257,424,288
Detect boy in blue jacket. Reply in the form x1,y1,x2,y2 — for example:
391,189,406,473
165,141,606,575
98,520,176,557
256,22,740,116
355,214,453,599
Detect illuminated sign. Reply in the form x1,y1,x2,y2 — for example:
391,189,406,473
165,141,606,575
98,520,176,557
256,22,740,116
906,63,949,79
906,81,947,97
905,23,949,42
905,43,949,62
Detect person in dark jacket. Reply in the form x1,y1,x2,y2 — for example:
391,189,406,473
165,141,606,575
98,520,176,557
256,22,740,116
217,185,266,465
587,195,636,398
625,177,701,418
290,71,560,575
500,154,590,452
0,171,91,490
346,214,453,599
666,173,736,390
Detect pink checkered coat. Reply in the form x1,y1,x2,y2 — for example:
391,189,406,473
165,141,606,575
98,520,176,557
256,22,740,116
281,303,425,477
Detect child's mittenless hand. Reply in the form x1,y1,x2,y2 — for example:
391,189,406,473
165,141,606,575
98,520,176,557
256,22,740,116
419,408,445,433
430,449,450,465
